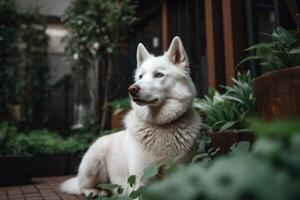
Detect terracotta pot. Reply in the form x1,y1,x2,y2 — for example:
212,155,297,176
111,108,129,129
208,130,255,154
253,66,300,121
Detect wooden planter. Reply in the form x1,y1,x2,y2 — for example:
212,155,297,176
208,130,255,154
111,108,129,129
0,156,33,186
253,66,300,121
32,153,69,177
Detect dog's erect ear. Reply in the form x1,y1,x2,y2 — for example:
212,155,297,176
137,43,150,67
166,36,189,70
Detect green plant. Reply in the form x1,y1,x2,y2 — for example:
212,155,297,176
238,27,300,73
0,120,120,156
63,133,97,154
62,0,138,128
0,0,21,117
108,98,131,110
20,11,49,127
0,1,49,126
141,120,300,200
194,72,256,132
0,122,19,155
87,166,160,200
6,129,64,156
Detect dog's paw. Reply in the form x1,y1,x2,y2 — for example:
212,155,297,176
83,189,110,198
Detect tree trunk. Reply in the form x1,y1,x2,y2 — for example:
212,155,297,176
100,55,113,130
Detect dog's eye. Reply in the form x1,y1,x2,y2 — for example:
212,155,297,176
139,74,143,79
154,73,164,78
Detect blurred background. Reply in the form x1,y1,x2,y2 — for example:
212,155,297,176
0,0,299,132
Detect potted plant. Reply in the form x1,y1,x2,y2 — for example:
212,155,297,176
0,122,33,186
238,27,300,120
108,98,131,129
194,72,256,154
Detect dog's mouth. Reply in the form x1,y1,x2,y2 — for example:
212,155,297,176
132,98,158,105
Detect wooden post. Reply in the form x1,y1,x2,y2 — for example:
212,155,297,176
284,0,300,32
222,0,246,85
205,0,225,88
161,0,169,51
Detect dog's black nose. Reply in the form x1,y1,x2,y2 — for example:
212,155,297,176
128,84,140,97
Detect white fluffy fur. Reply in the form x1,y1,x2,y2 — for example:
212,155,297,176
60,36,201,196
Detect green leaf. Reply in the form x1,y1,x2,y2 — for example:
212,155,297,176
236,56,262,69
97,183,120,190
245,42,278,51
272,27,297,48
142,166,159,181
127,175,136,188
219,121,238,132
231,141,250,153
117,187,124,194
129,186,145,199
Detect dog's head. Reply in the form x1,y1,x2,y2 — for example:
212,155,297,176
128,36,196,124
128,37,196,124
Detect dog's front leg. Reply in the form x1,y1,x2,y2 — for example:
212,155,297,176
127,147,147,192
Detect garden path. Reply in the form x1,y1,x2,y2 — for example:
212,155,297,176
0,176,85,200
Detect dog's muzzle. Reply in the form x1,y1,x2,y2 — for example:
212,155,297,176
128,84,140,97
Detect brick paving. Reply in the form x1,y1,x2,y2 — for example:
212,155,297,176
0,176,86,200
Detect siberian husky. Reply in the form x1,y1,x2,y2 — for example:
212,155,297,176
60,36,201,196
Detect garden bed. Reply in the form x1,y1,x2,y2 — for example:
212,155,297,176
0,156,33,186
32,153,70,177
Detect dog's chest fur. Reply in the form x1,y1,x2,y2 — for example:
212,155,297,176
126,109,201,163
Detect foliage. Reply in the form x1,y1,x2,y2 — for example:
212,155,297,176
63,132,97,154
0,122,19,155
62,0,138,76
194,72,257,132
0,122,119,156
20,11,49,126
142,120,300,200
238,27,300,73
79,120,300,200
0,1,50,126
0,0,21,116
0,123,65,156
87,166,159,200
62,0,138,128
108,98,131,110
7,129,64,155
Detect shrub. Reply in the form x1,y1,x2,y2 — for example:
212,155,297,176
194,72,257,132
142,120,300,200
4,129,64,156
238,27,300,73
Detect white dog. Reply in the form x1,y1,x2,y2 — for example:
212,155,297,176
60,36,201,196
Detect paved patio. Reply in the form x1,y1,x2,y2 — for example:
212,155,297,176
0,176,86,200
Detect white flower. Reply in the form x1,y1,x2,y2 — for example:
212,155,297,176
73,53,79,60
93,42,100,50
